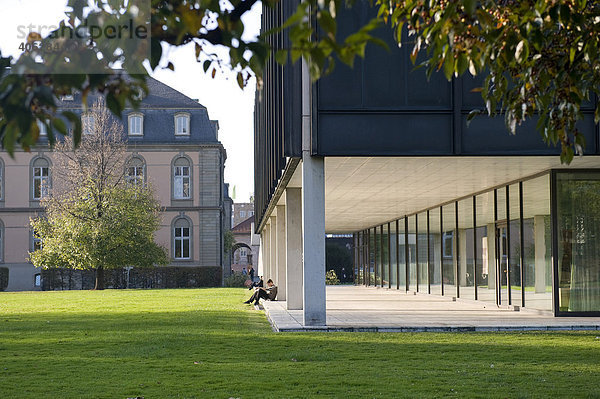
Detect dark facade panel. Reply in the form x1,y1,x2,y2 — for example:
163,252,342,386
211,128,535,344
461,114,597,155
317,113,453,155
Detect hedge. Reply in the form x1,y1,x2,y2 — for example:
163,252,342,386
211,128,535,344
41,266,222,291
0,267,8,291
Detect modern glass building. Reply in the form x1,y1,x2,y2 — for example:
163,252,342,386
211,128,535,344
254,2,600,325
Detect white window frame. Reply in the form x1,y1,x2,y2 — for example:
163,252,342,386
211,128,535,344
174,226,190,259
175,113,190,136
34,273,41,287
173,165,191,199
37,120,47,137
33,166,49,200
128,113,144,136
126,165,144,187
240,210,246,218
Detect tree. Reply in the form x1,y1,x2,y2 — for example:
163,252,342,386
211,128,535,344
29,99,168,290
1,1,599,163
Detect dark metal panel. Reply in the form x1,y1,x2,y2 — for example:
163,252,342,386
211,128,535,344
317,113,453,155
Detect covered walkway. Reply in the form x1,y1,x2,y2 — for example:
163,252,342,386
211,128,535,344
262,286,600,332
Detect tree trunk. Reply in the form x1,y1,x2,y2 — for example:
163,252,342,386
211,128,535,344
94,265,105,290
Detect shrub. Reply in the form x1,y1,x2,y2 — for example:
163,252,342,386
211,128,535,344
326,269,340,285
0,267,8,291
224,272,250,287
41,266,222,290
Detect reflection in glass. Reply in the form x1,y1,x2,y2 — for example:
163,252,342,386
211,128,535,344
429,208,442,295
442,204,456,297
475,192,495,305
418,212,428,293
557,173,600,312
390,222,398,288
398,218,406,290
458,198,475,299
523,175,552,311
408,215,417,291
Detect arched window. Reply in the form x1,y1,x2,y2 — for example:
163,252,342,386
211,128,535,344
32,157,50,200
173,157,191,199
173,217,191,259
128,113,144,136
174,113,190,135
126,156,145,187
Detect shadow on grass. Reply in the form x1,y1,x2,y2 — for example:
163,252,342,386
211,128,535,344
1,291,600,398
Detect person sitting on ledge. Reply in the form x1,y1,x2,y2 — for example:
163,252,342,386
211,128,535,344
244,279,277,305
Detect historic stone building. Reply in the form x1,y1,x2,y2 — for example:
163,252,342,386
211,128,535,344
0,77,231,291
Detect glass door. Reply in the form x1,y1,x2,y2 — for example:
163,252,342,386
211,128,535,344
495,224,509,306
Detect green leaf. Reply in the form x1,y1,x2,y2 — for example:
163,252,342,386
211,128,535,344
275,50,288,65
515,40,529,64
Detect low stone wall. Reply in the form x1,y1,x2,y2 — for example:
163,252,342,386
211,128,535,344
41,266,222,291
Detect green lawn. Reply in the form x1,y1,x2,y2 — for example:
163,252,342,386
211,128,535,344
1,289,599,398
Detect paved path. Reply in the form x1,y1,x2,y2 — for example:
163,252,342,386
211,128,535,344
262,285,600,332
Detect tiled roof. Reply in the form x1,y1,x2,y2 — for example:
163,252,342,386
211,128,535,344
232,216,254,234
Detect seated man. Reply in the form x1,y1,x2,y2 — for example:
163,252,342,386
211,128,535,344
244,279,277,305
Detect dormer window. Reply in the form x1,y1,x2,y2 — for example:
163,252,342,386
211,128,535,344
175,113,190,136
128,113,144,136
37,120,47,137
82,114,95,135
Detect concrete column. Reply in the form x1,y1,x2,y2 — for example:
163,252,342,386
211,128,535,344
487,224,496,291
534,215,547,293
269,216,277,284
257,232,265,277
264,223,271,281
285,187,303,310
276,205,287,300
302,156,326,325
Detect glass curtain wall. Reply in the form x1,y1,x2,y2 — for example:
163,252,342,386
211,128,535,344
458,197,475,299
476,191,496,305
382,224,390,288
523,175,552,311
408,216,417,291
429,208,442,295
390,222,398,288
368,228,374,286
557,172,600,313
398,218,406,290
442,204,456,297
509,183,522,307
418,212,428,293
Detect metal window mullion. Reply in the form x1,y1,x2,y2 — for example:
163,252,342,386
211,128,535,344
440,206,444,296
380,224,384,287
506,185,511,305
374,227,378,287
494,188,500,306
473,195,478,301
455,201,459,298
387,222,391,289
395,219,400,290
519,181,525,307
415,214,419,292
427,210,431,294
405,217,409,292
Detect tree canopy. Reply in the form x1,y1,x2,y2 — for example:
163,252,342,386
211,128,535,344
1,0,600,163
29,99,168,290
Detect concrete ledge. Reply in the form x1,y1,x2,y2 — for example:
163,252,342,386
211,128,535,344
260,286,600,333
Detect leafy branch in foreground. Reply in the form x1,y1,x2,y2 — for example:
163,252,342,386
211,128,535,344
377,0,600,163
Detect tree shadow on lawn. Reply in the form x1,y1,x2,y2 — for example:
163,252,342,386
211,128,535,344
1,307,600,398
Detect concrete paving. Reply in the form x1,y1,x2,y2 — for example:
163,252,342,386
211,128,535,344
261,285,600,332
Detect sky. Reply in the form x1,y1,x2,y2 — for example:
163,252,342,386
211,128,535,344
0,0,261,203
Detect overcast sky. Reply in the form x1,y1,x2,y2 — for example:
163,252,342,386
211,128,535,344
0,0,260,203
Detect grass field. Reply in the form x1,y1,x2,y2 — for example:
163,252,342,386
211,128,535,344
1,288,600,398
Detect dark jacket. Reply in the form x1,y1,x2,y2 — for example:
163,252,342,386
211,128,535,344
266,285,277,301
